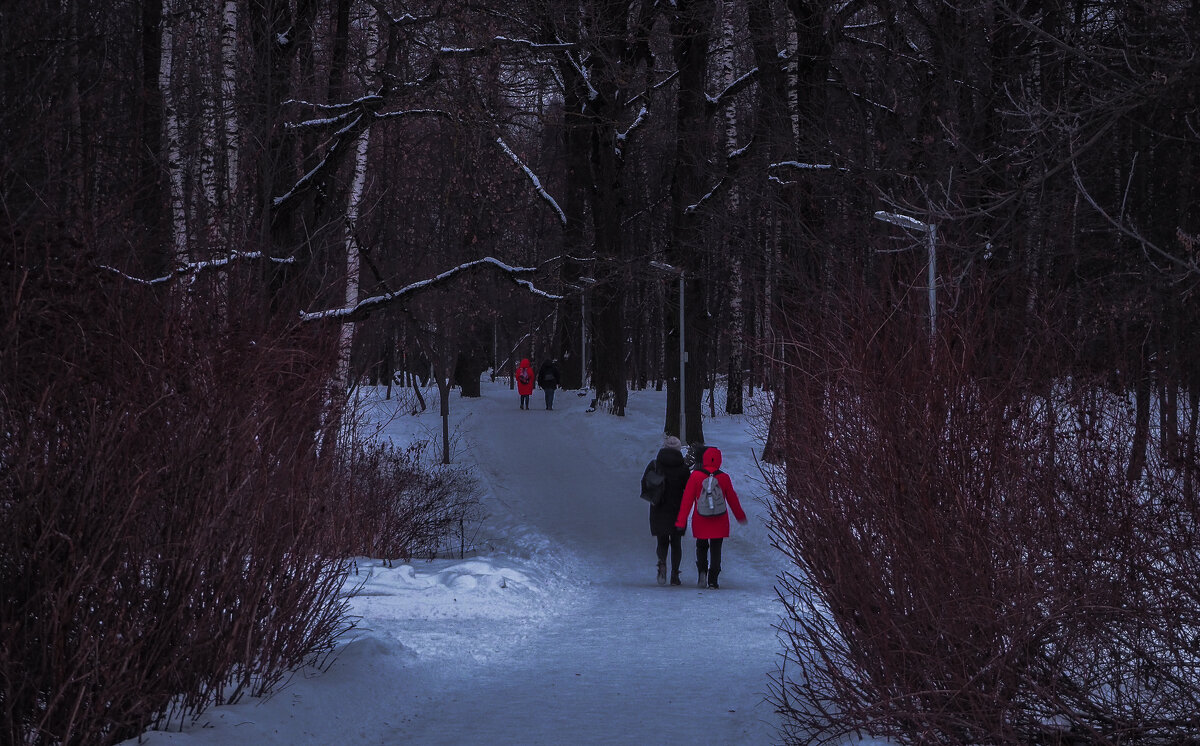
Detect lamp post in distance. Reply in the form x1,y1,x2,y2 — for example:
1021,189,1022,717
873,210,937,339
563,276,597,393
649,261,685,441
578,276,595,392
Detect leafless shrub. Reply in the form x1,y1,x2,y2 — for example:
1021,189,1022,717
767,283,1200,745
0,247,356,744
327,436,484,563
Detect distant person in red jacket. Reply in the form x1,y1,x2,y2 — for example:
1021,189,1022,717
515,358,536,410
676,446,746,589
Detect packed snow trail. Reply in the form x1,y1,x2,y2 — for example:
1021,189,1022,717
397,385,786,744
123,382,787,745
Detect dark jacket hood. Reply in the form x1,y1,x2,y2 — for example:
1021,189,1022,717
656,447,686,469
702,447,722,472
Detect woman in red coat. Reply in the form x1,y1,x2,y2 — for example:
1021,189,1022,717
515,358,536,409
675,446,746,589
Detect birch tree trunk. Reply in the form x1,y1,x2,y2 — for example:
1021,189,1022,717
159,0,190,269
221,0,239,222
720,0,745,415
200,30,220,256
336,4,380,390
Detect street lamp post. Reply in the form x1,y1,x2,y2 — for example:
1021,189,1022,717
579,276,596,391
649,261,685,441
873,211,937,339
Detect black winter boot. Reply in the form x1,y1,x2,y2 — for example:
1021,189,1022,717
656,560,667,586
707,568,720,589
697,562,708,588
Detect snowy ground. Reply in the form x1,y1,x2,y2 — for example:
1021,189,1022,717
128,380,800,745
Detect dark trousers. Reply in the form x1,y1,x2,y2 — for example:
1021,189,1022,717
543,387,556,409
696,538,723,572
656,533,683,574
519,394,530,409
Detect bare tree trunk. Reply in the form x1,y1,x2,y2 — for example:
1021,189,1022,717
1128,347,1151,483
556,70,589,391
1186,382,1199,501
200,37,220,255
721,0,745,415
666,0,716,446
748,0,790,456
160,0,189,269
438,374,452,465
221,0,240,223
335,5,379,389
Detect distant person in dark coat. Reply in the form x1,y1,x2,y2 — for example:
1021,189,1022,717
515,358,535,409
676,446,747,589
649,435,691,585
537,359,560,410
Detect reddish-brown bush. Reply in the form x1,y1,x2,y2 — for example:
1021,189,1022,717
767,285,1200,745
328,436,483,563
0,250,354,744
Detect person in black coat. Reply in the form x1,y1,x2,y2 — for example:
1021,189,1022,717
537,359,561,410
650,435,691,585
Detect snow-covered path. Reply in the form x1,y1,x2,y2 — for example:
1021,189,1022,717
127,381,787,745
395,386,784,744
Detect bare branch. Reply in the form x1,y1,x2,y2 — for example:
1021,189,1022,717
274,109,450,212
299,257,561,324
705,66,759,114
495,135,568,226
1070,155,1200,278
274,114,368,211
98,251,296,286
615,106,648,158
685,137,755,215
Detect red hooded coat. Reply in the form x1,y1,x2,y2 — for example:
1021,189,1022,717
676,447,746,540
516,359,536,395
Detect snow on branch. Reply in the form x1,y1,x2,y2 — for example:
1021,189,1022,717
625,70,679,108
376,8,439,27
684,138,754,215
283,94,386,132
284,94,383,115
275,107,449,212
766,161,846,186
299,257,561,323
685,177,726,215
706,67,759,112
564,49,599,101
770,161,838,171
285,111,357,132
615,106,649,157
436,36,573,59
374,108,454,122
274,114,364,210
98,251,295,286
274,109,380,211
493,36,574,51
495,136,568,226
728,137,754,161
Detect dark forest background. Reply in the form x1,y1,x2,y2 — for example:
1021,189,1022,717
3,1,1200,744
